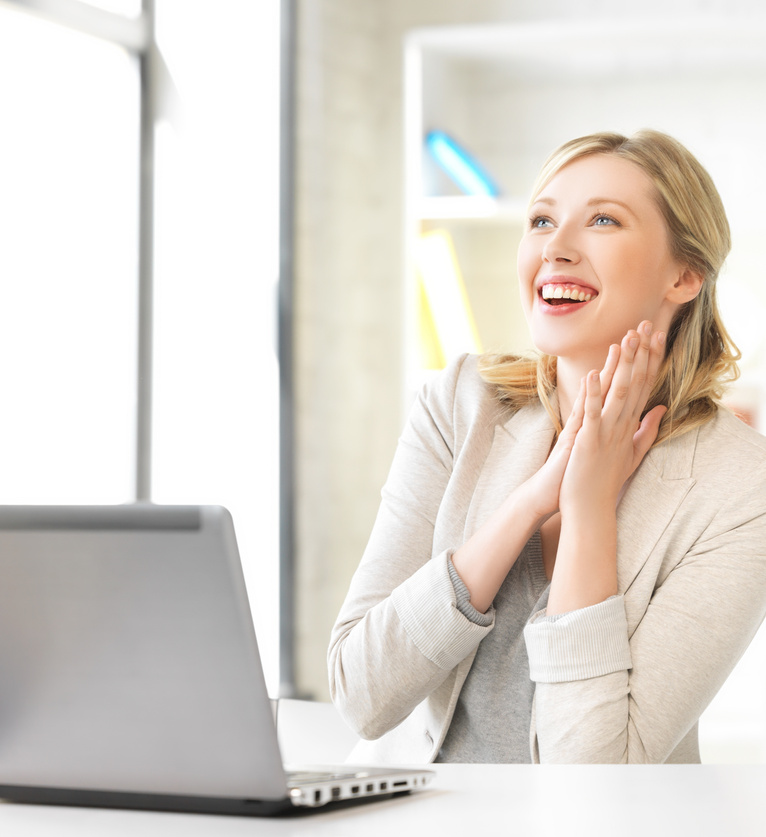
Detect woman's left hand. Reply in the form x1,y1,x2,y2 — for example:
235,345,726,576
558,320,667,515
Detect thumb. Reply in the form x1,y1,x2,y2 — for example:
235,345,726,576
633,405,667,463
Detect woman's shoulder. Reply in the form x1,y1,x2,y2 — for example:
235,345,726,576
412,354,523,456
421,353,510,424
692,407,766,490
701,406,766,458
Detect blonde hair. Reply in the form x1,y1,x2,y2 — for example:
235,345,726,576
479,129,740,444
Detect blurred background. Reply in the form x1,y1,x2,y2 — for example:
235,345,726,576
1,0,764,763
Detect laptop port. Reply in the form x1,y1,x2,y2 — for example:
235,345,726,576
331,787,341,800
380,782,387,791
393,780,407,788
351,785,360,794
366,783,374,793
314,790,322,804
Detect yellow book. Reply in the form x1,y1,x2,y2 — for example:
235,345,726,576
415,229,482,370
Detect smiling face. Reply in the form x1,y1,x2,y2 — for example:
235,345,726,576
518,153,699,369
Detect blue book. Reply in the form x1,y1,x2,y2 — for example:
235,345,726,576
425,130,500,197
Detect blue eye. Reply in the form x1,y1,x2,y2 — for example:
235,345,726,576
593,213,619,226
530,216,553,229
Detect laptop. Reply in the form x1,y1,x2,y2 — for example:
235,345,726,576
0,504,433,815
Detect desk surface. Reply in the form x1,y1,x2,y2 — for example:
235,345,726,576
1,764,765,836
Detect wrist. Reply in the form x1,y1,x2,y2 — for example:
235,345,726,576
560,487,620,519
523,470,561,524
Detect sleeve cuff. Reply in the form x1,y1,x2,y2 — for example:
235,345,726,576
447,557,494,628
391,549,494,670
523,595,632,683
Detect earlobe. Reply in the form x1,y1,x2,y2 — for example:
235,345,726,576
668,268,703,304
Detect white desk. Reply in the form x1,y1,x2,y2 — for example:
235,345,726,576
2,764,765,836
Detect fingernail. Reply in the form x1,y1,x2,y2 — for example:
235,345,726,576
642,322,653,335
657,332,666,345
629,337,639,350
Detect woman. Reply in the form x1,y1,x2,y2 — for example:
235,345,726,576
328,130,766,763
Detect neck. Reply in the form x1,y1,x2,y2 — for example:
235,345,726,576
556,354,607,424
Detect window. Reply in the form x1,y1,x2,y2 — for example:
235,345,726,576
0,6,139,504
0,0,282,693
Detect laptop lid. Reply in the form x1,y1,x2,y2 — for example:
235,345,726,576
0,504,290,804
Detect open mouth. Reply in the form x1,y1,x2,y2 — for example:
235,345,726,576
539,283,597,306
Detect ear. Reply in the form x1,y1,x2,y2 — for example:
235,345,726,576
666,267,703,305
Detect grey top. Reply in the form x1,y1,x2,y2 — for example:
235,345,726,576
329,354,766,764
438,536,549,763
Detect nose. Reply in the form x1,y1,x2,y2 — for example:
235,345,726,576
542,225,580,265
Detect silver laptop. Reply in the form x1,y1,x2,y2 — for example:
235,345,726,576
0,504,433,815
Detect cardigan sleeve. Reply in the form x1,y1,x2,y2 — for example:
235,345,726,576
525,476,766,763
328,356,494,742
524,595,632,682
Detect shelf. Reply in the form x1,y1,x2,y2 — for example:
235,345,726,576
405,17,766,77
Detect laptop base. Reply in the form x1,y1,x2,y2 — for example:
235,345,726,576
0,783,411,818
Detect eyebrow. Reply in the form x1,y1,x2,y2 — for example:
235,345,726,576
531,195,639,219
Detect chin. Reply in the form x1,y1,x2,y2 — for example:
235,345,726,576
528,327,609,364
527,325,579,358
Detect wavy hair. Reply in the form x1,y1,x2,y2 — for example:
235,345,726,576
479,130,740,444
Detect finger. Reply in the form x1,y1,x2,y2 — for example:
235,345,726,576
583,369,602,424
638,329,666,408
556,377,586,448
602,330,639,420
548,378,586,481
624,321,654,417
599,344,620,404
569,374,587,423
632,404,667,468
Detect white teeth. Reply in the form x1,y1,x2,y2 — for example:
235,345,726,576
540,284,594,302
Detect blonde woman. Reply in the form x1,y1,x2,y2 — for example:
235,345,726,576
329,130,766,763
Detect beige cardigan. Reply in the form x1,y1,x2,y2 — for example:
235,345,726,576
328,355,766,763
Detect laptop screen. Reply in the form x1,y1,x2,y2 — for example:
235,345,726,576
0,504,287,801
